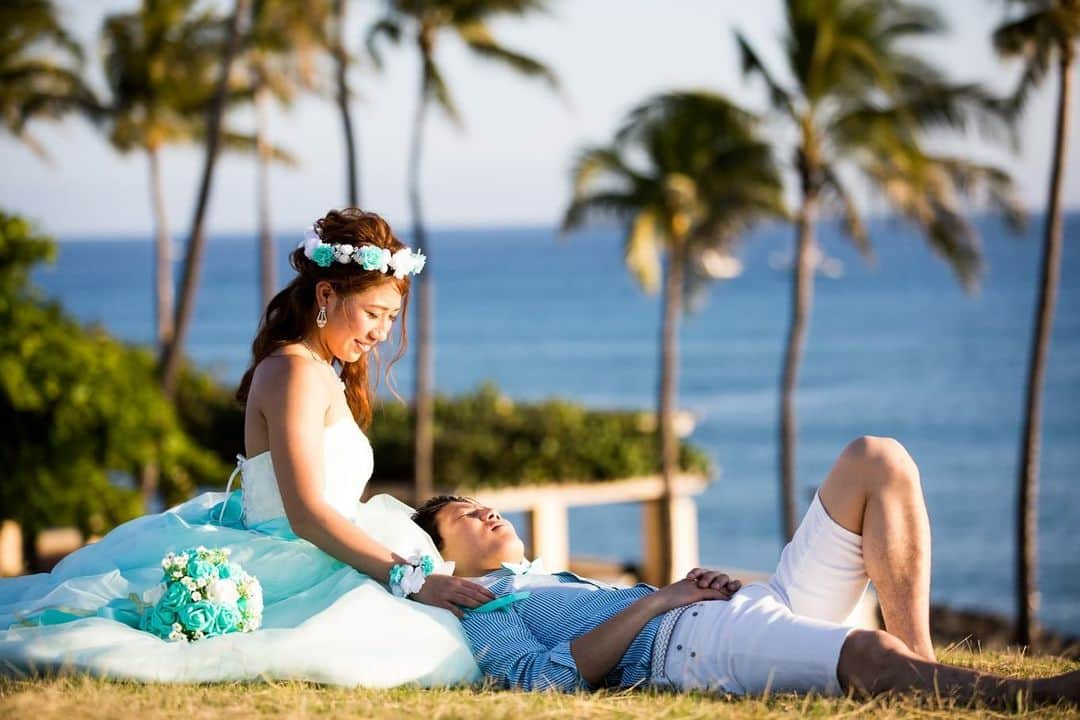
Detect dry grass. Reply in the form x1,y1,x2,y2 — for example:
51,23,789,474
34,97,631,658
1,646,1077,719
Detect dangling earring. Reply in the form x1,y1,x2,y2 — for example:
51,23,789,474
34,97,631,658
316,305,328,328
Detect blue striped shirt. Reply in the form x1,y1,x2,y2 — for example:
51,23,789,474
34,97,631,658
459,569,662,692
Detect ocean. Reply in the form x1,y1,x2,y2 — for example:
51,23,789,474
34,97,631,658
33,213,1079,635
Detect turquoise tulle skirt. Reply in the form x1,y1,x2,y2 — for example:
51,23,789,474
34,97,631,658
0,491,480,686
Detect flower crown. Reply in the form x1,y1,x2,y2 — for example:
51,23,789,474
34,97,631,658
299,227,426,279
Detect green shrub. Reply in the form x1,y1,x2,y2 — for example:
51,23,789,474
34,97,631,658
0,212,227,547
367,383,711,488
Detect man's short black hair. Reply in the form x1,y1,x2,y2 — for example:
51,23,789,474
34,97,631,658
411,495,475,550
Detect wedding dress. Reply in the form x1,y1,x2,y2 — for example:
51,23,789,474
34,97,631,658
0,417,480,686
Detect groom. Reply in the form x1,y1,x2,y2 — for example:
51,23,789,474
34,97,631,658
413,436,1079,703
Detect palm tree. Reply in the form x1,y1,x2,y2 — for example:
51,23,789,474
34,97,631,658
331,0,361,208
160,0,253,396
993,0,1079,647
101,0,221,351
367,0,559,502
734,0,1024,544
562,91,786,583
0,0,97,158
245,0,328,311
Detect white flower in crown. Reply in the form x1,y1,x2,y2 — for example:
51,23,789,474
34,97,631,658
334,243,355,264
302,227,321,256
398,565,427,596
389,248,425,279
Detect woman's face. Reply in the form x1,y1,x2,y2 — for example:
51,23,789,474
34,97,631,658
316,280,402,364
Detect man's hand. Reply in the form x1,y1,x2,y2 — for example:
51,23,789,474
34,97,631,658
686,567,742,593
646,569,742,614
411,574,495,618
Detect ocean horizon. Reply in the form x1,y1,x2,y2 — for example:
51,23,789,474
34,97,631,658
32,212,1080,636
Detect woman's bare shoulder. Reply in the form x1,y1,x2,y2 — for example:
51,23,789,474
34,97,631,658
249,349,328,402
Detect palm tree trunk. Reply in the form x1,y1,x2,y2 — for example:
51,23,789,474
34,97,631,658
147,145,173,350
332,0,359,207
779,187,818,544
255,81,275,312
1015,50,1072,647
410,62,434,504
657,235,685,584
160,0,251,395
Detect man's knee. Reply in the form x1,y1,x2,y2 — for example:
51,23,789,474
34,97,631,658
842,436,920,493
837,629,911,694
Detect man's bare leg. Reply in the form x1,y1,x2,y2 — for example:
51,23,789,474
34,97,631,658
818,436,935,661
838,629,1080,706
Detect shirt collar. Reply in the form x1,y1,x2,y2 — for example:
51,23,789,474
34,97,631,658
500,557,546,576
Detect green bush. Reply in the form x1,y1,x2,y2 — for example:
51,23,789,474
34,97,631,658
366,383,711,489
0,212,227,549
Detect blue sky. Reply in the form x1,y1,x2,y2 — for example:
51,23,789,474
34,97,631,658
2,0,1077,237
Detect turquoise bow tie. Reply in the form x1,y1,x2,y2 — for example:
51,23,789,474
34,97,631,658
466,590,531,615
500,557,546,576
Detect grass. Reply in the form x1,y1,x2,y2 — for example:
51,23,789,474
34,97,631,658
1,646,1077,719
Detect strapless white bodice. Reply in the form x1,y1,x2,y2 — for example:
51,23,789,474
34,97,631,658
237,418,373,527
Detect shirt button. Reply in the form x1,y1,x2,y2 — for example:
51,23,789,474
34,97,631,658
676,644,682,651
690,652,696,658
692,612,698,617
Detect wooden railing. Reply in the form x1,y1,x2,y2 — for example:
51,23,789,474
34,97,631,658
369,473,710,586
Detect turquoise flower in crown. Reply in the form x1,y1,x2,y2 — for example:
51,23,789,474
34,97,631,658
357,245,391,272
311,244,335,268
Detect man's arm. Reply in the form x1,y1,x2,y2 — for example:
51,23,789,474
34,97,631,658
570,576,737,686
462,574,740,691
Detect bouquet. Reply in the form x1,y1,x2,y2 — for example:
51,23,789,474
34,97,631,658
139,546,263,642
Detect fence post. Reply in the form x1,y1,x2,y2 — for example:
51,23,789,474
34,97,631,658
526,497,570,572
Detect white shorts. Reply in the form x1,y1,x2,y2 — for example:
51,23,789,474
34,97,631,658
654,492,869,695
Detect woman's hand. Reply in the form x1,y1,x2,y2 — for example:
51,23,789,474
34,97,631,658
410,574,495,618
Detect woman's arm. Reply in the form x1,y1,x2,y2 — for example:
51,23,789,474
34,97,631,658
250,356,493,613
257,355,399,578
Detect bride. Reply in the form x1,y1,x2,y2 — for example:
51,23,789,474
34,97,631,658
0,208,492,685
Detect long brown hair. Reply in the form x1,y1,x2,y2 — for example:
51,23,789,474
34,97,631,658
236,208,411,429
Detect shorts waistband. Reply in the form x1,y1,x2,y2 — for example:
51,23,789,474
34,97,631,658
649,605,690,686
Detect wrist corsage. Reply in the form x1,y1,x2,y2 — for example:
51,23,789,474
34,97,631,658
389,554,436,598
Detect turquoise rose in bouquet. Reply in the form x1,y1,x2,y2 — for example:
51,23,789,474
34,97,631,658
139,546,263,642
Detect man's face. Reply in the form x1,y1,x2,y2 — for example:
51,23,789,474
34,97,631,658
435,501,525,575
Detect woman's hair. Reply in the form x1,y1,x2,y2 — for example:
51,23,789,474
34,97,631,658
236,208,411,429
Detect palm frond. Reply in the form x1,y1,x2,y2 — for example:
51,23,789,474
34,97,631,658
821,163,871,260
221,130,298,165
734,31,796,117
992,9,1062,112
422,53,461,127
366,17,403,70
625,209,663,294
456,20,560,92
560,191,642,234
931,155,1027,232
567,145,641,198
